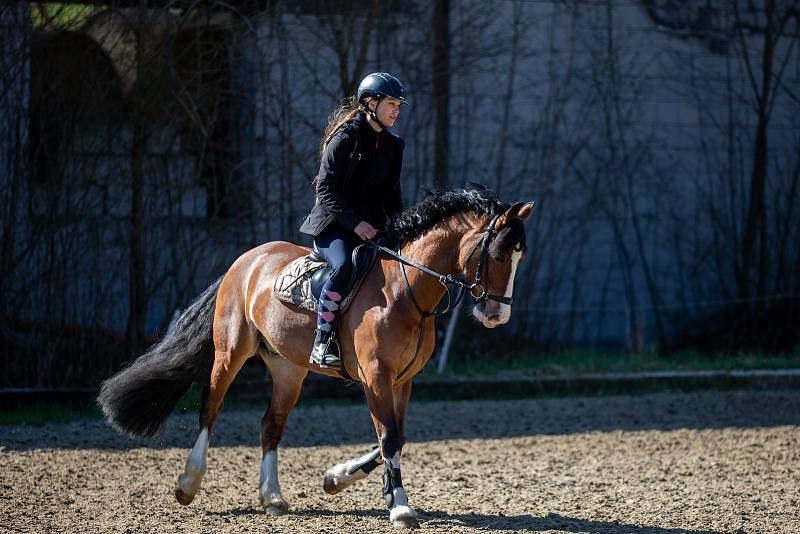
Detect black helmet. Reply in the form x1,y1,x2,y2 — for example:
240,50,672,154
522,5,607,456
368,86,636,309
356,72,407,104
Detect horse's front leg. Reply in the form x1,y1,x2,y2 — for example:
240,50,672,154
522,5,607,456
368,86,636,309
363,368,419,529
393,380,412,449
321,382,411,495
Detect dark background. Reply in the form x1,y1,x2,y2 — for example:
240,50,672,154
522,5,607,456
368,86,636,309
1,0,798,388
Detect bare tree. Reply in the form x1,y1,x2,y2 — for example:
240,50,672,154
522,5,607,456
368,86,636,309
732,0,799,305
433,0,450,187
649,0,800,349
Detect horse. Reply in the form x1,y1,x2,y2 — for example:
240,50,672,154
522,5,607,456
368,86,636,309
98,186,534,529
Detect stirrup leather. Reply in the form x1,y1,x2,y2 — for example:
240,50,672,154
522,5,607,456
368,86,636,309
310,331,341,369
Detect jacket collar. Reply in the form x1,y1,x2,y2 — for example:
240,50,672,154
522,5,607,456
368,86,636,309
354,112,383,139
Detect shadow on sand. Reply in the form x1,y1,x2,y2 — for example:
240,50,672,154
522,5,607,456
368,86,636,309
207,507,724,534
419,510,724,534
2,389,799,451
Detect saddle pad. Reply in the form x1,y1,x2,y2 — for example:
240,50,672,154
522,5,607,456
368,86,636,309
273,253,372,314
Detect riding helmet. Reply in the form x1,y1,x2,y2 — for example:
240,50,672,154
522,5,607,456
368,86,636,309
356,73,408,105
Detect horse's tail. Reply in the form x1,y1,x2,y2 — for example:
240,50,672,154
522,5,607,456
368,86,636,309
97,276,223,438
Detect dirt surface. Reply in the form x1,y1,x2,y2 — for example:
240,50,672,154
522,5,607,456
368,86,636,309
2,390,800,533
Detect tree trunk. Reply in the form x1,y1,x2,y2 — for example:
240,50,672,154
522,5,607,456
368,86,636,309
433,0,450,187
494,0,521,197
126,3,147,357
737,0,774,305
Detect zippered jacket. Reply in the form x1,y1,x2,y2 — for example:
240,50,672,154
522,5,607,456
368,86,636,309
299,112,404,237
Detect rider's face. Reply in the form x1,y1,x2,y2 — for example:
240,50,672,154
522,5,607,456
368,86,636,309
371,97,402,127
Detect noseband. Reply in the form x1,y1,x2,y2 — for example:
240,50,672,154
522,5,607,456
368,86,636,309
461,213,514,306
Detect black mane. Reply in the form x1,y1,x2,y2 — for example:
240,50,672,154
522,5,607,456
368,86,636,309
389,184,509,241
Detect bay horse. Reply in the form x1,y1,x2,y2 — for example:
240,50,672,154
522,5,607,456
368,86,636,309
98,186,534,529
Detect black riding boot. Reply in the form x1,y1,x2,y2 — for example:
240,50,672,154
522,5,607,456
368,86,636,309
309,327,342,369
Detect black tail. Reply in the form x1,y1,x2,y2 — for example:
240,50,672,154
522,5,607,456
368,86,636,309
97,277,223,438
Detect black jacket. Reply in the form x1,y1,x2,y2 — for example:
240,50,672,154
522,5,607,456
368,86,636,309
299,113,404,237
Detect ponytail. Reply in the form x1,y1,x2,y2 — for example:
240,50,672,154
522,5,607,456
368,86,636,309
319,95,362,158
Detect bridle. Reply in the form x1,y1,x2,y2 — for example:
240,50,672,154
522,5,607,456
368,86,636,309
365,212,515,381
460,213,514,306
369,212,513,315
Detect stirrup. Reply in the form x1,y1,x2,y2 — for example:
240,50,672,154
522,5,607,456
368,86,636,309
309,332,341,370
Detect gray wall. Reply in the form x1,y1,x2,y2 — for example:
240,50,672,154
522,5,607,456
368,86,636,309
1,1,798,385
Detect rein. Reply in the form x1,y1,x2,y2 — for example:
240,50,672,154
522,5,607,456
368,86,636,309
366,213,512,381
369,213,513,308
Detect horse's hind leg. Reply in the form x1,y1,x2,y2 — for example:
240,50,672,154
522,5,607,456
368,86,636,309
175,311,256,506
258,350,308,515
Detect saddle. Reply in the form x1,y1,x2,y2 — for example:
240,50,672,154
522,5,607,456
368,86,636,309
274,243,379,313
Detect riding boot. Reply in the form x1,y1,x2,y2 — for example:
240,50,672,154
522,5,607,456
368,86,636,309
311,283,344,369
309,326,341,369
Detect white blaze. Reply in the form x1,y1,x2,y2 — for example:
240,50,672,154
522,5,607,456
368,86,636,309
497,250,522,323
471,250,522,327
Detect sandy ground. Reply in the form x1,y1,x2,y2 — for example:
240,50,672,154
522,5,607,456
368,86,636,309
2,390,800,533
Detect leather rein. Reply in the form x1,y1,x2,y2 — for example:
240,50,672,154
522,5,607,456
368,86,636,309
365,213,512,381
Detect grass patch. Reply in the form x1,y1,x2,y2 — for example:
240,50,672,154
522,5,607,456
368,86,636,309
174,384,203,412
1,384,211,427
5,350,799,426
436,348,800,376
0,402,102,427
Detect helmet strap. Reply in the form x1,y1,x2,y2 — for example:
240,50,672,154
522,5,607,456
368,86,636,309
361,98,387,131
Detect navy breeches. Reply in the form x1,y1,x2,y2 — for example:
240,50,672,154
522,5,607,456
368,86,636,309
313,224,361,300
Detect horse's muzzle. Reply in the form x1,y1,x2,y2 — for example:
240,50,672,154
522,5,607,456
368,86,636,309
473,302,510,328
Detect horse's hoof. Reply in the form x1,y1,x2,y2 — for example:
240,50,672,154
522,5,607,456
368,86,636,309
174,486,194,506
323,471,342,494
392,516,420,529
390,505,419,529
261,498,289,516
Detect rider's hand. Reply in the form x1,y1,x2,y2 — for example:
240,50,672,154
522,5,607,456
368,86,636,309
354,221,378,241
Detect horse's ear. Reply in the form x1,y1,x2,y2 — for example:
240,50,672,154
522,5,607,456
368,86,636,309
517,201,535,222
495,202,523,228
496,201,534,227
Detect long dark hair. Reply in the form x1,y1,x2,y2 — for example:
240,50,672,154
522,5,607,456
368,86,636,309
319,95,362,158
312,95,365,188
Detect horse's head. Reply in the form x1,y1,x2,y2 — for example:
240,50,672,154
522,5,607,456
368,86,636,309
459,201,534,328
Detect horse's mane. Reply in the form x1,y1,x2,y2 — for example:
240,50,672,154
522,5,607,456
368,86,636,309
390,184,509,241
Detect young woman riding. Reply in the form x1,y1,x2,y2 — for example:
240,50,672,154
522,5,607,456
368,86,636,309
299,72,407,370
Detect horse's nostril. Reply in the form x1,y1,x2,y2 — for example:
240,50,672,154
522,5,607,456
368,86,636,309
487,313,500,322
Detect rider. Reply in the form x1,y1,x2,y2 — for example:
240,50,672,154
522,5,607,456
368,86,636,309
299,72,407,370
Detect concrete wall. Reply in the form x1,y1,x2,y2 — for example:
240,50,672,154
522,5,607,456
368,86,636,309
3,1,798,364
